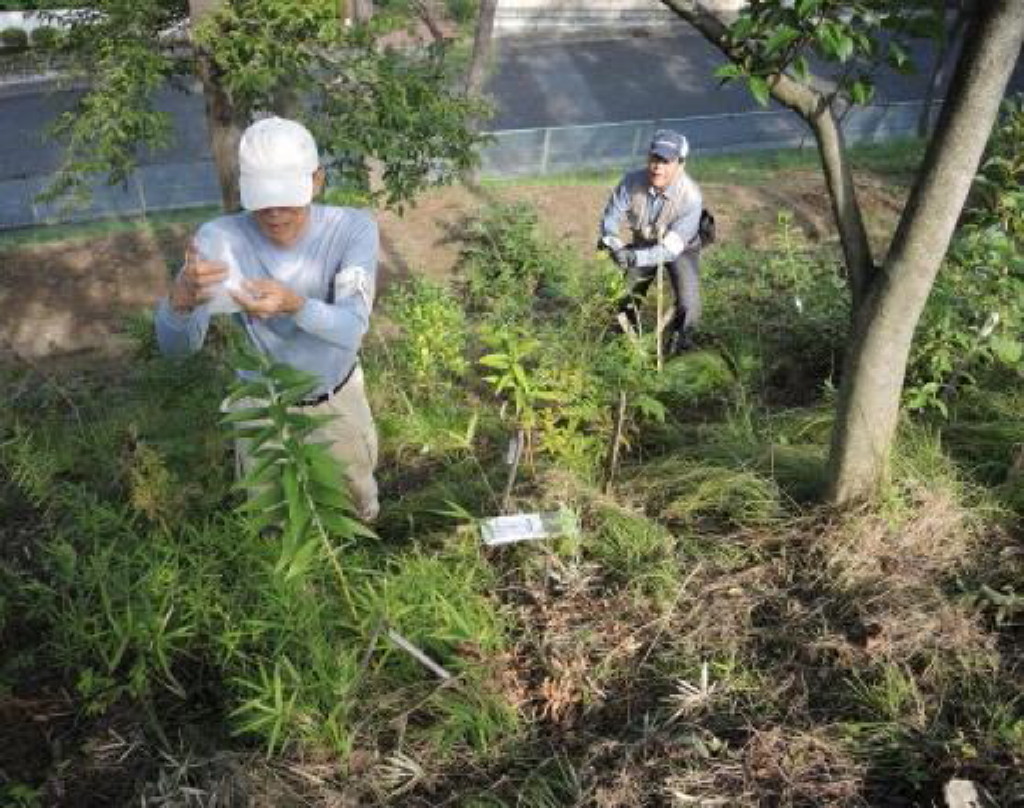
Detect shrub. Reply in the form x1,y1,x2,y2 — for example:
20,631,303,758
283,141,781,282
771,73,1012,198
0,27,29,51
458,203,571,318
30,25,61,49
445,0,477,24
385,276,469,394
906,96,1024,416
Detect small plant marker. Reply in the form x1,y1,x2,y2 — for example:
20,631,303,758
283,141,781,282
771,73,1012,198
480,509,579,546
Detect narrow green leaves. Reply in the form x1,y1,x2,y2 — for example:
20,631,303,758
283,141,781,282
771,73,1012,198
747,75,771,107
223,348,370,609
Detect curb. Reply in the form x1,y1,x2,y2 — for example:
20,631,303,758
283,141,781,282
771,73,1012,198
0,71,85,99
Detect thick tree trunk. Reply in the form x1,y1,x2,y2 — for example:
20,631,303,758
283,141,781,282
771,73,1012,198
657,0,875,306
827,0,1024,504
464,0,498,98
189,0,243,211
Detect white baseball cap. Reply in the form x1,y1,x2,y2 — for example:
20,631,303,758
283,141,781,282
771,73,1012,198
238,117,320,211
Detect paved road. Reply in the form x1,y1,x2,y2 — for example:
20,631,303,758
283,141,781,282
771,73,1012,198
486,31,951,129
3,26,1013,182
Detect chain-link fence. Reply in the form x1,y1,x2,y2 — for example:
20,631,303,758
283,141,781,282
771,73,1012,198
0,100,936,231
480,100,936,177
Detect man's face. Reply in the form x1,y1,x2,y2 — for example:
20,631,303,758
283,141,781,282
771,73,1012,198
647,155,681,190
253,205,311,247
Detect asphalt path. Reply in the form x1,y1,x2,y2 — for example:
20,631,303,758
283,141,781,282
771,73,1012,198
1,27,1021,182
487,31,952,129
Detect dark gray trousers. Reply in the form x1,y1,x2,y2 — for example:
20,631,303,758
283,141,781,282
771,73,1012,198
622,247,702,333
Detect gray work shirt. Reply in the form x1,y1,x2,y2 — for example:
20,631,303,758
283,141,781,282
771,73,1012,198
154,205,377,397
600,168,702,267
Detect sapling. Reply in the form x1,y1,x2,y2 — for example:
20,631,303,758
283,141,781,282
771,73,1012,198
222,346,375,615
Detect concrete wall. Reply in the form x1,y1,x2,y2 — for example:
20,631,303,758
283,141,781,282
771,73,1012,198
0,10,70,33
495,0,744,36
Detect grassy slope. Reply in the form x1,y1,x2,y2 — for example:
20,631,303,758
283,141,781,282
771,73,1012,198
1,140,1023,806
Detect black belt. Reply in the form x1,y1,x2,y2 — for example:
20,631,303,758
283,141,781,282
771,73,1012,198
297,362,358,407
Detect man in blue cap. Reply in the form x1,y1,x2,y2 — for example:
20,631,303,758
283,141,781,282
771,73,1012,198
599,129,706,354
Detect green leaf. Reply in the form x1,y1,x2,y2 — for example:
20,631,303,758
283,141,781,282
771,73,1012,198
309,482,354,510
991,335,1023,365
284,539,319,582
714,62,744,81
320,509,374,539
748,75,771,107
848,80,874,105
478,354,511,369
245,452,287,486
238,484,285,514
764,27,800,56
797,0,821,18
221,407,269,424
791,55,810,82
887,41,910,72
730,15,755,41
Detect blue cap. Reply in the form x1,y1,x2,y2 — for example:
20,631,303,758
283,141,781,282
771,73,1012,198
649,129,689,162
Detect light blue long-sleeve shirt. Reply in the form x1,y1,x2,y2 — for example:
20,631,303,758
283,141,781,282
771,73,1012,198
154,205,377,397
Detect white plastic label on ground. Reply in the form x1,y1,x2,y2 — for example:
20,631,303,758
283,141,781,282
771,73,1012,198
480,510,578,547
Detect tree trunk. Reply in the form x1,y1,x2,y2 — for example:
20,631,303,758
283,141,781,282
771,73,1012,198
464,0,498,98
658,0,876,306
826,0,1024,504
189,0,243,211
918,2,971,138
803,94,874,309
411,0,446,42
350,0,374,23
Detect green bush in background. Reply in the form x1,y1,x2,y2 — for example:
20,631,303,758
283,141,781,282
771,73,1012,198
0,26,29,51
29,23,60,49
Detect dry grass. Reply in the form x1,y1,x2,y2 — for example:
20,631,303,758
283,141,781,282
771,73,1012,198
666,727,868,807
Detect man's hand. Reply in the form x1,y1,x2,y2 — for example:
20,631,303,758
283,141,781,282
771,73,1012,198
170,241,229,313
612,247,637,270
231,279,305,319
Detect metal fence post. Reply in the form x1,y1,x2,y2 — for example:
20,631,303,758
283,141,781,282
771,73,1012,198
540,127,552,175
135,173,148,221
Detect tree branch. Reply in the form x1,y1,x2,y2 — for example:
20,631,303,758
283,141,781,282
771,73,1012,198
658,0,877,308
411,0,446,43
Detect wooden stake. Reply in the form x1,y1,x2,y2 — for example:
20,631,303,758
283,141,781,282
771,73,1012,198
656,262,664,373
602,390,628,494
501,428,524,514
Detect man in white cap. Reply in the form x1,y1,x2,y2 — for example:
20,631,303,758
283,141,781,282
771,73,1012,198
154,116,380,521
599,128,706,355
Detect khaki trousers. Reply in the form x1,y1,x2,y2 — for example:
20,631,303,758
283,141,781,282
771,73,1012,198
232,366,380,521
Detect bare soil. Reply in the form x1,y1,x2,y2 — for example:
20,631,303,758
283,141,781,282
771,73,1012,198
0,172,905,361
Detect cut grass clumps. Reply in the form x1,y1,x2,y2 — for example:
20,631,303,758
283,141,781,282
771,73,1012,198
666,727,867,808
624,456,783,530
354,544,520,756
657,349,736,408
588,504,679,601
